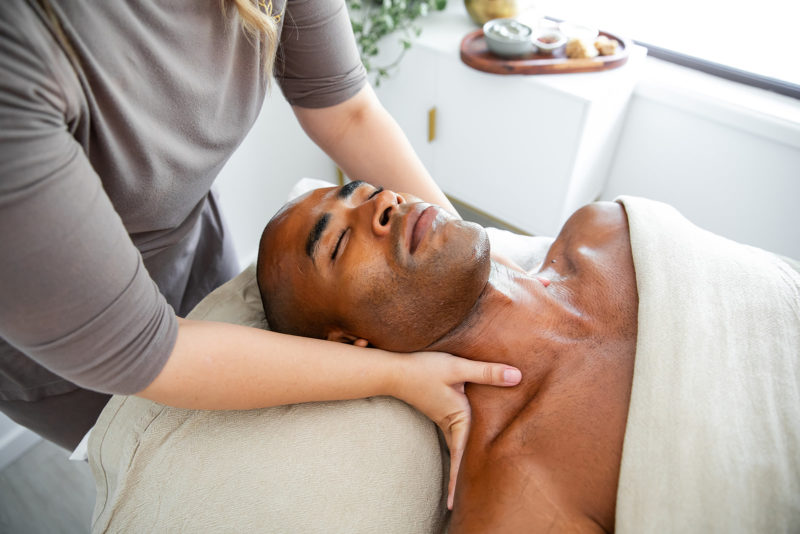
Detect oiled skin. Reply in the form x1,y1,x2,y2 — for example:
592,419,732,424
440,202,639,533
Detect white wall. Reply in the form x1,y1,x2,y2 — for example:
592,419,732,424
601,60,800,259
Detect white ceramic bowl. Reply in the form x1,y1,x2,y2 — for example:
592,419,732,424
483,18,535,57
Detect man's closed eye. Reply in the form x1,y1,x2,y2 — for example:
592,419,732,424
331,228,348,260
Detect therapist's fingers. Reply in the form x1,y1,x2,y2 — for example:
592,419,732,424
391,352,521,509
462,360,522,388
440,403,470,510
441,360,520,509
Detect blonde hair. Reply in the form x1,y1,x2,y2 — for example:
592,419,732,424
225,0,283,79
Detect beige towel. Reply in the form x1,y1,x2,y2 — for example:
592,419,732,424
616,196,800,533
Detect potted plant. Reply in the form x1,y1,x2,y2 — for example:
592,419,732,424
347,0,447,86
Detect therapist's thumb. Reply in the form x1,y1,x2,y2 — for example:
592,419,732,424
467,362,522,387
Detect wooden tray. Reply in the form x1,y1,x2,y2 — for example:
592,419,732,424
460,28,631,75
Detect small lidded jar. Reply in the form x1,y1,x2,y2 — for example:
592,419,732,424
532,28,567,55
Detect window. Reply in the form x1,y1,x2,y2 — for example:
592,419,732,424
528,0,799,98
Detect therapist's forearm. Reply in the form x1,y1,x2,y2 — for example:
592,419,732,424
137,318,399,410
293,85,458,215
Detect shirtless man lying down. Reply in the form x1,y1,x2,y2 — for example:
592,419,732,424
256,180,800,533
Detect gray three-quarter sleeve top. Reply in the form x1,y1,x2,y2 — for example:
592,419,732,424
0,0,366,402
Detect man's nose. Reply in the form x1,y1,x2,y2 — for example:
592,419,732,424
369,189,403,236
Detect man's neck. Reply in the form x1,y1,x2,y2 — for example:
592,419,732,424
427,260,590,364
427,260,594,442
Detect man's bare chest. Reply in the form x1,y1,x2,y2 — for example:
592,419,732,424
459,331,636,532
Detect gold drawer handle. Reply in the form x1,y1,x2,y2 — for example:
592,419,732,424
428,106,437,143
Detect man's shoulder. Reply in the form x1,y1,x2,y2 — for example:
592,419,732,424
569,201,629,233
551,201,632,272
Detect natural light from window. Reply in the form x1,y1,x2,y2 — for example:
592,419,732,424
522,0,799,88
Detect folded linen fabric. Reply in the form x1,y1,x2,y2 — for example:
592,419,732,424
615,196,800,533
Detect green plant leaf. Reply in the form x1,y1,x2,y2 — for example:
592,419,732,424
346,0,446,84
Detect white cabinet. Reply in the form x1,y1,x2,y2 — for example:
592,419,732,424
431,58,583,235
374,5,645,235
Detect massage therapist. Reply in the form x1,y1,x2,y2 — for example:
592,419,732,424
0,0,520,504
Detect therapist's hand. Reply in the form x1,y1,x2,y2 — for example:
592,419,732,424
390,351,522,510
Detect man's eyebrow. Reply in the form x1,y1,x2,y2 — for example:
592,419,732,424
304,182,365,260
337,180,365,199
305,213,331,260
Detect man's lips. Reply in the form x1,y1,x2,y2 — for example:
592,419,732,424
406,205,437,254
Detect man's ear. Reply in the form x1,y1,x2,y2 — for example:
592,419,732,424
325,328,369,347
